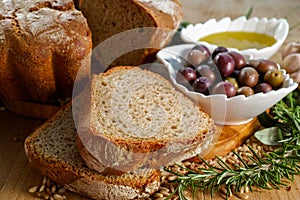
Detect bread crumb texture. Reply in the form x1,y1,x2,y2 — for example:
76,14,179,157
77,67,216,174
91,67,206,141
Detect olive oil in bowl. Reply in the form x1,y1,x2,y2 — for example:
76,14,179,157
199,32,276,50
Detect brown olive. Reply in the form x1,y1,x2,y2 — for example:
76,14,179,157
264,69,284,89
254,83,273,93
237,86,255,97
228,51,247,70
250,59,278,74
238,67,259,87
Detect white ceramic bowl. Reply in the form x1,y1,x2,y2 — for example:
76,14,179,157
180,16,289,59
156,44,298,125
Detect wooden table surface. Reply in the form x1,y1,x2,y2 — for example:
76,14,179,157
1,0,300,199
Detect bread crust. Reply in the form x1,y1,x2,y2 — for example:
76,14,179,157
0,0,92,105
77,0,183,67
76,66,216,175
24,103,161,199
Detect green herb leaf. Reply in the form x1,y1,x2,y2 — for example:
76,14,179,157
178,21,191,32
244,6,253,19
257,111,277,128
254,127,282,146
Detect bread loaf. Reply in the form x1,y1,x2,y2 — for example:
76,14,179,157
24,103,160,200
0,0,92,116
76,0,183,67
76,66,216,175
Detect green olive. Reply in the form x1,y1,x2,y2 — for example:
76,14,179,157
264,69,284,89
225,77,239,90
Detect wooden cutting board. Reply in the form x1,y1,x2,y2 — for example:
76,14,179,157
207,117,261,159
188,117,261,162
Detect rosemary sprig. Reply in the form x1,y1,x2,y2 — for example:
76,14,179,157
244,6,253,19
165,90,300,199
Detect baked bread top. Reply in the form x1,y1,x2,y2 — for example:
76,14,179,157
0,0,92,103
24,103,160,199
76,66,216,174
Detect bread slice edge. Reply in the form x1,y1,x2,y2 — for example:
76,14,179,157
24,103,161,200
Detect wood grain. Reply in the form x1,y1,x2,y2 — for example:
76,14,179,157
1,0,300,199
205,117,261,160
186,118,261,163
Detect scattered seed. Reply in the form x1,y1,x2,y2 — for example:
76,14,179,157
236,192,249,199
42,176,48,185
53,194,64,200
220,186,227,195
183,161,191,166
219,193,228,199
155,198,165,200
39,185,45,192
266,183,272,189
245,186,250,193
167,175,178,181
58,188,66,194
51,185,57,194
161,171,172,177
168,183,175,192
160,179,168,185
36,192,43,197
28,186,38,193
46,188,51,194
153,193,164,198
172,196,179,200
227,157,236,164
43,193,50,200
47,179,52,187
160,190,170,196
182,190,193,200
240,186,245,193
159,186,169,193
220,186,232,197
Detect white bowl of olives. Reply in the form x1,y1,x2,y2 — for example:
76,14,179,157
180,16,289,59
156,44,298,125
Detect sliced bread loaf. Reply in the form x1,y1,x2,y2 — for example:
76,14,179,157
76,66,216,175
76,0,183,67
24,104,160,200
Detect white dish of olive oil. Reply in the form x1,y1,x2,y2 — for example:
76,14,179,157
180,16,289,58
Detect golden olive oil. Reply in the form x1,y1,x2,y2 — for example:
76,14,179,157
199,31,276,50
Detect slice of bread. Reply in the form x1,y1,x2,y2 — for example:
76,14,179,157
76,66,216,175
24,104,160,200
